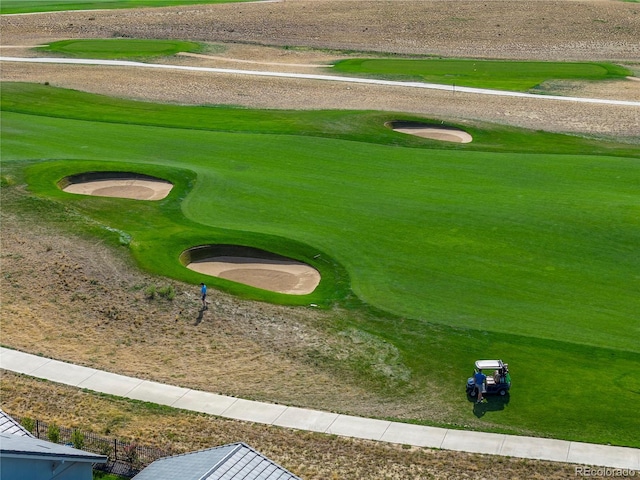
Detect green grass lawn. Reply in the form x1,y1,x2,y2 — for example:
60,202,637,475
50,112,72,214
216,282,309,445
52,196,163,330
36,39,204,60
1,0,252,15
93,472,128,480
1,82,639,447
332,58,632,91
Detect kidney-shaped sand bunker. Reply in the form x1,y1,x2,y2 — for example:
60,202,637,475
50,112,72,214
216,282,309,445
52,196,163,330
60,172,173,200
181,245,321,295
387,121,472,143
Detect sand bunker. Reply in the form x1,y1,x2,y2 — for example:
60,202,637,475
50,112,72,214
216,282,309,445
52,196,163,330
182,246,321,295
388,121,472,143
60,172,173,200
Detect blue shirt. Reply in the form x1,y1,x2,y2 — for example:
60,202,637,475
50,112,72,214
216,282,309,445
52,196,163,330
201,285,207,295
474,371,486,385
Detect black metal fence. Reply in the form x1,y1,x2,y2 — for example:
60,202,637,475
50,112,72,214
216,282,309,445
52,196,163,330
10,413,171,478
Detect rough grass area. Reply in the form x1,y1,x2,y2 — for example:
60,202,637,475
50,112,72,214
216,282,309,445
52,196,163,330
332,58,632,91
0,372,584,480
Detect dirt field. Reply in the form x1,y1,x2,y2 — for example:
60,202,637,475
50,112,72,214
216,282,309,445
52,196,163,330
1,1,639,478
1,0,640,139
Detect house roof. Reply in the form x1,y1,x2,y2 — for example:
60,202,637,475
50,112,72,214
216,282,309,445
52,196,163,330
0,410,107,464
0,433,108,463
0,410,34,437
132,442,301,480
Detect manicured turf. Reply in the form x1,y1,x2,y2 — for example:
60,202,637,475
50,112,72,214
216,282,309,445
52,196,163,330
332,58,632,91
0,0,252,15
36,39,204,60
1,82,639,447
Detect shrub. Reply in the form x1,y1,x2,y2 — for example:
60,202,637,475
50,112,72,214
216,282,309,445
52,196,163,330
144,285,156,299
21,417,35,434
123,442,142,469
158,285,176,300
96,440,113,458
71,429,85,450
47,423,60,444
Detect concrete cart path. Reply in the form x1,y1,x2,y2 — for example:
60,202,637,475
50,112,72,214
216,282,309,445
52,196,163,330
2,347,639,470
1,56,640,107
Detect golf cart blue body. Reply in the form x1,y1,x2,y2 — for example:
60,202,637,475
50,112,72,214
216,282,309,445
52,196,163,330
466,359,511,397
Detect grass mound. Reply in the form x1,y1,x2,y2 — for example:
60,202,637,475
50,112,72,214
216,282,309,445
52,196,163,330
36,38,204,60
332,58,632,91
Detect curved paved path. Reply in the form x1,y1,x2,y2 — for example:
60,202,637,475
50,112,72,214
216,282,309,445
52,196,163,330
2,56,640,107
1,347,639,470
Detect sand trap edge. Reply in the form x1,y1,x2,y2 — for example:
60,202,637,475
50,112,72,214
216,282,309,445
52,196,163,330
386,121,473,143
59,171,174,201
181,245,321,295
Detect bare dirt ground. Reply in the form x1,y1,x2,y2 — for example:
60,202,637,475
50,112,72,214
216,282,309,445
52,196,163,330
1,1,639,478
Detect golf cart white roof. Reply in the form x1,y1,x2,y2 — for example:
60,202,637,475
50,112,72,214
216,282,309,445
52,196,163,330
475,360,505,370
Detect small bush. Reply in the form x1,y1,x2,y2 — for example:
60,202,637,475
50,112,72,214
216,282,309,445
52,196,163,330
144,285,156,299
123,442,142,469
96,440,113,458
158,285,176,300
0,175,16,187
47,423,60,443
21,417,35,434
71,429,85,450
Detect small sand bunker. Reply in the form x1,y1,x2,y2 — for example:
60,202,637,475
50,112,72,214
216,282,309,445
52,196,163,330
181,245,321,295
60,172,173,200
387,121,472,143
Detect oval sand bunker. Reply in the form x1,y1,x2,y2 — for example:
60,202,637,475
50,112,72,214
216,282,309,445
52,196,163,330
388,121,472,143
61,172,173,200
182,245,321,295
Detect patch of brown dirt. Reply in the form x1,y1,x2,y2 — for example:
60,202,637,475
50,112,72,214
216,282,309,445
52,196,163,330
2,0,639,61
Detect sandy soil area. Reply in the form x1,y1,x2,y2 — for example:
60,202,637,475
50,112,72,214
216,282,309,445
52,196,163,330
390,123,473,143
62,178,173,200
2,0,639,61
187,256,321,295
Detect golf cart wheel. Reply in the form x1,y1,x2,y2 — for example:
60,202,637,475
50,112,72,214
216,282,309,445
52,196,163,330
499,389,507,396
469,389,477,397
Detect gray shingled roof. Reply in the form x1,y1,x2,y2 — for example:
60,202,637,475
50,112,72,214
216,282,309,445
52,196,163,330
0,434,107,463
132,442,301,480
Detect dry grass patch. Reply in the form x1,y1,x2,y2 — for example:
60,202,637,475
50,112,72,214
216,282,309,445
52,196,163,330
1,372,584,480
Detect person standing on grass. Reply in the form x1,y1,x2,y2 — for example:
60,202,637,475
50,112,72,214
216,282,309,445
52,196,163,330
474,369,486,403
200,283,207,309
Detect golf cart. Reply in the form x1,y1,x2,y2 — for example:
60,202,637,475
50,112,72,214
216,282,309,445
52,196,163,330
466,360,511,397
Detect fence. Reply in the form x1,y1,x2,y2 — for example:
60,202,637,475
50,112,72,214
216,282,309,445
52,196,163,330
10,413,171,478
